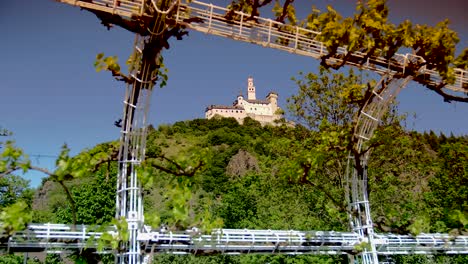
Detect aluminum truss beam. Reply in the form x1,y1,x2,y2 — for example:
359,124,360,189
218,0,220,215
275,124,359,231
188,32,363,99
115,34,149,262
345,74,415,263
175,1,467,94
56,0,145,18
55,0,468,95
6,224,468,256
115,0,178,262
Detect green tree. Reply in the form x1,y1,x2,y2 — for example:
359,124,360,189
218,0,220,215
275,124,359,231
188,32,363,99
287,66,365,130
0,174,34,208
426,140,468,234
1,140,119,227
369,127,439,234
227,0,467,102
53,164,117,225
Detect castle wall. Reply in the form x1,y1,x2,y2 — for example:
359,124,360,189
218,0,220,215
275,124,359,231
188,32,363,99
241,101,273,116
205,77,282,126
206,108,246,121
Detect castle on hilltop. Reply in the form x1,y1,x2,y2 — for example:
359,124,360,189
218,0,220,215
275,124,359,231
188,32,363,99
205,77,283,125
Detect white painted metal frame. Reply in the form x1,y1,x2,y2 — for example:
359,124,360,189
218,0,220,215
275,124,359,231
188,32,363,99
344,74,414,264
115,1,174,262
55,0,468,92
7,224,468,256
116,33,150,264
175,1,467,93
57,0,145,18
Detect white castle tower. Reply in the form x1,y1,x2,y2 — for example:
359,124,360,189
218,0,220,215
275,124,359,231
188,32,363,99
247,77,256,100
205,77,284,126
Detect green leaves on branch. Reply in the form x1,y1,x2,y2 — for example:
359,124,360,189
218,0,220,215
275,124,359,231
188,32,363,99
226,0,276,22
411,20,460,82
226,0,254,19
194,201,224,234
0,174,34,209
95,53,133,84
453,48,468,70
353,241,371,253
271,0,466,89
272,0,297,25
95,53,120,72
408,215,431,236
156,56,169,88
94,52,169,88
139,146,214,229
0,141,30,175
0,201,32,238
1,140,119,227
97,217,129,252
53,142,118,182
166,179,193,225
287,67,365,130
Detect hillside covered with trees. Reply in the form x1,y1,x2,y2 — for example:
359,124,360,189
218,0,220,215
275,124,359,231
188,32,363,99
1,62,467,263
2,112,467,263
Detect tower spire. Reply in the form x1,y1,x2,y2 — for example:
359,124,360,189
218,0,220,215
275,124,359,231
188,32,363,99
247,76,256,100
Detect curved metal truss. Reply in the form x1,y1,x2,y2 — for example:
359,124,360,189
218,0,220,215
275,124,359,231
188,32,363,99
172,1,467,94
56,0,467,94
345,74,414,264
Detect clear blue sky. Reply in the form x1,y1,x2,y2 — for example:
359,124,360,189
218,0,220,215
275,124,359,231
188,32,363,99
1,0,467,187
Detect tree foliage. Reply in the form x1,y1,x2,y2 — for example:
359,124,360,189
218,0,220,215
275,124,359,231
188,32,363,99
287,66,366,130
0,174,34,208
225,0,467,101
0,140,118,227
1,114,466,263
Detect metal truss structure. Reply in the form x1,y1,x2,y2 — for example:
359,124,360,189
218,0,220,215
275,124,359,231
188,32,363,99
344,74,415,263
116,33,151,263
9,0,468,263
7,224,468,256
56,0,467,93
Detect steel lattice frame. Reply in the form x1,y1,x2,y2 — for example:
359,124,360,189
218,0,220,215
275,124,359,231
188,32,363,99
116,33,150,263
7,224,468,256
345,74,413,264
11,1,468,264
115,1,176,262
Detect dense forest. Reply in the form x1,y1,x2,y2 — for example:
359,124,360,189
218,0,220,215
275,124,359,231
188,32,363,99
1,113,467,263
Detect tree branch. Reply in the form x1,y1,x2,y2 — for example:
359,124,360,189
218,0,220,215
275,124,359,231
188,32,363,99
109,68,134,84
250,0,274,21
275,0,294,23
1,164,78,229
91,149,119,173
58,180,77,229
147,155,205,177
420,81,468,103
298,162,348,213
